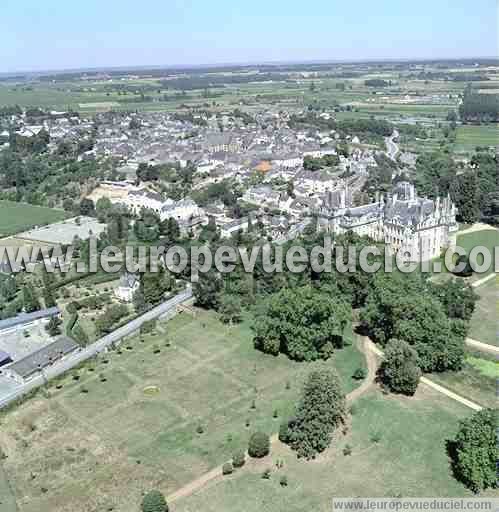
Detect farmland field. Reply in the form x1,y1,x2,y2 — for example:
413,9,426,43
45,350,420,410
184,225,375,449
454,125,499,152
0,201,69,238
175,389,479,512
0,310,365,512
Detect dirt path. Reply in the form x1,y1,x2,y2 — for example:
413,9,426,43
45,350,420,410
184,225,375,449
365,340,483,411
167,335,379,504
465,337,499,355
457,223,499,236
471,273,496,288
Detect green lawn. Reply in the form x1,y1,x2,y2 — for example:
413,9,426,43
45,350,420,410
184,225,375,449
427,355,498,409
468,275,497,345
176,389,477,512
0,463,17,512
0,200,69,238
455,228,499,278
0,310,365,512
454,125,499,152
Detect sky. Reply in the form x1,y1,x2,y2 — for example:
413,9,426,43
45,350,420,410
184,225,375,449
1,0,497,73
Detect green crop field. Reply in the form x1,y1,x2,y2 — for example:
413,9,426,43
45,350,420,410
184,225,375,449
175,389,479,512
0,201,69,238
0,310,364,512
454,125,499,152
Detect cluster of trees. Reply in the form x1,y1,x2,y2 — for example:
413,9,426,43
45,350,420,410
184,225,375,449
279,368,346,458
253,285,350,361
133,265,174,312
336,118,392,138
459,86,498,123
0,143,106,208
95,304,129,334
364,79,391,87
362,153,399,196
303,154,340,171
415,150,498,225
193,230,477,384
287,113,391,144
0,274,44,321
360,272,476,375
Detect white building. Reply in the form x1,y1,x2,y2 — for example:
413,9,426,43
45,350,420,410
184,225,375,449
114,273,140,302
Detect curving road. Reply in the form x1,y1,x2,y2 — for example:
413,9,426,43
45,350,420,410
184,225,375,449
385,129,400,160
0,287,193,409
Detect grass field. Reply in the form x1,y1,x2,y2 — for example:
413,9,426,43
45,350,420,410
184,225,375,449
0,310,364,512
0,463,17,512
175,389,478,512
454,125,499,152
456,228,499,278
468,276,497,345
0,201,68,238
427,354,498,409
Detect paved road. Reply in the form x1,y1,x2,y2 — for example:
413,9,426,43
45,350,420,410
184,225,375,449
0,288,193,409
385,129,399,160
465,337,499,356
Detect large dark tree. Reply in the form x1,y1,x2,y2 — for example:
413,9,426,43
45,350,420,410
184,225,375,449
253,285,350,361
451,409,497,493
141,490,169,512
379,339,421,395
285,368,346,459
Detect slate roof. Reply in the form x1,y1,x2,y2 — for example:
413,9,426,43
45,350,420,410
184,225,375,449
5,336,79,380
0,307,61,332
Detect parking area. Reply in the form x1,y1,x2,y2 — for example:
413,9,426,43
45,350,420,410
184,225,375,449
0,322,55,362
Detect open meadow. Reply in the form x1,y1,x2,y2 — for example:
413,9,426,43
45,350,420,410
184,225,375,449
468,276,497,345
175,388,479,512
0,309,365,512
0,201,68,238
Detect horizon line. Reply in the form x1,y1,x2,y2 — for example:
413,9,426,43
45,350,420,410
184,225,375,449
2,55,498,77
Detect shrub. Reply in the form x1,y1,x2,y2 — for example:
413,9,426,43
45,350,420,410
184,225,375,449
222,462,233,475
279,475,288,487
273,409,278,419
353,367,367,380
262,468,271,479
196,424,204,435
141,490,168,512
248,432,270,458
380,339,422,395
232,451,246,468
370,431,382,443
278,420,291,443
343,444,352,456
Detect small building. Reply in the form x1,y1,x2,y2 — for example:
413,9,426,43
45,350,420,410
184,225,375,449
2,336,80,384
0,307,61,335
114,273,140,302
